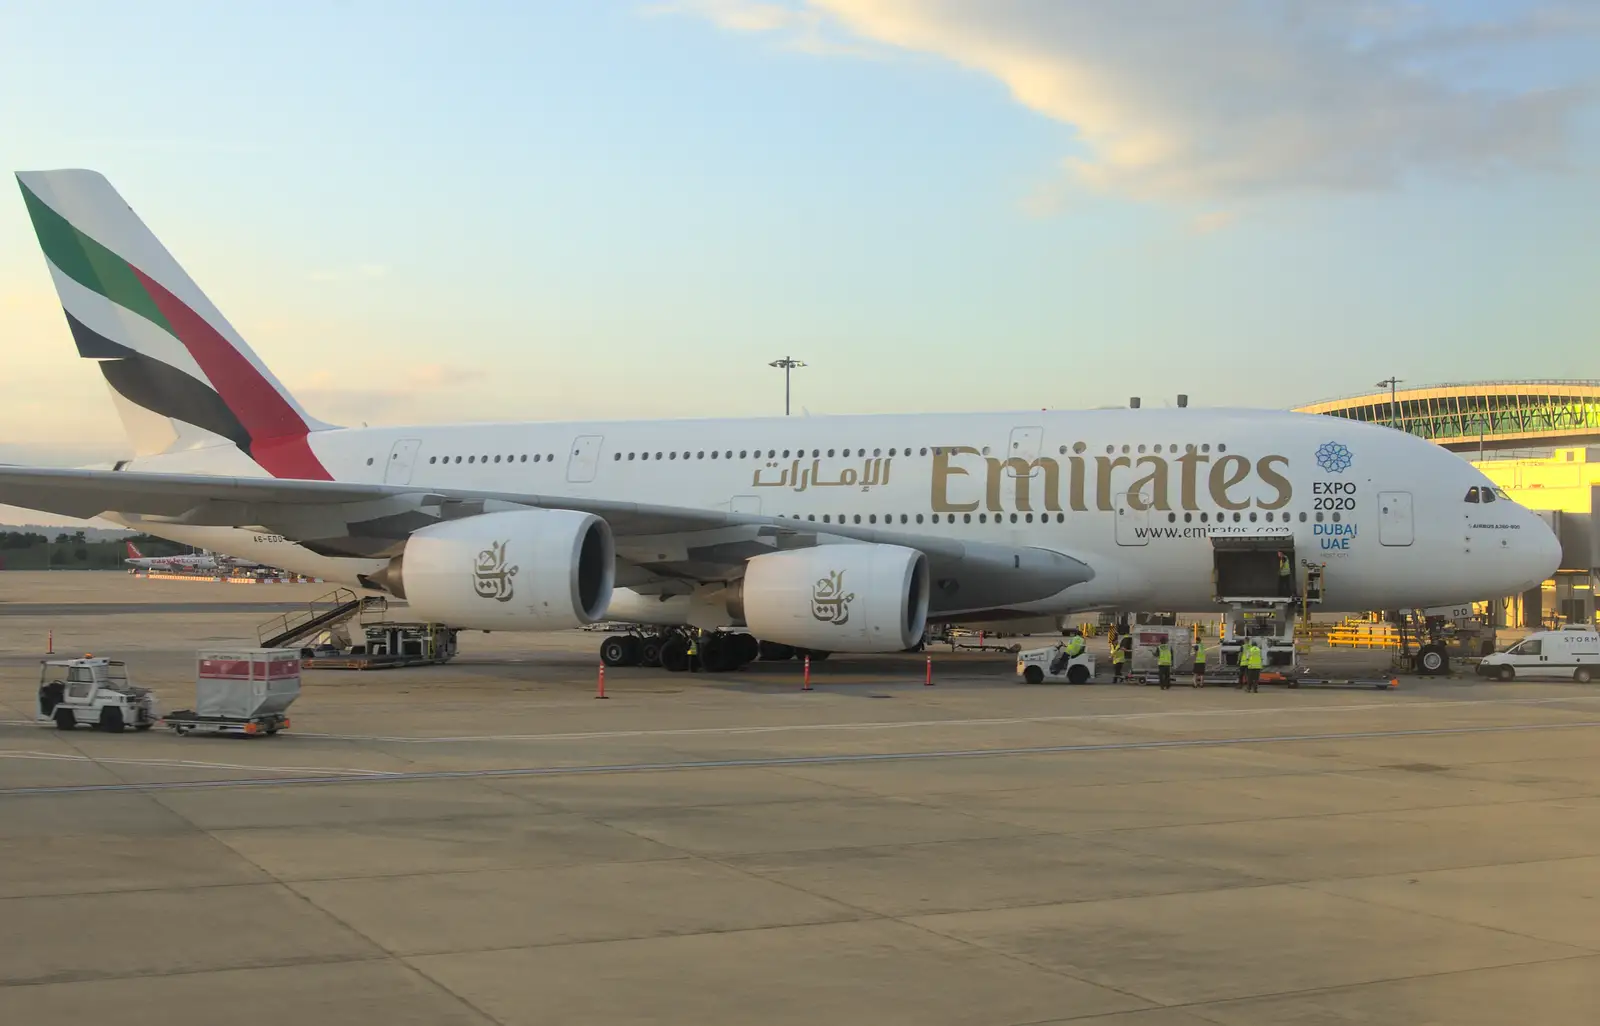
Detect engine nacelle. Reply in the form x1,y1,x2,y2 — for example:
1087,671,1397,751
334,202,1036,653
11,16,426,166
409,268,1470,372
367,509,614,630
736,544,929,652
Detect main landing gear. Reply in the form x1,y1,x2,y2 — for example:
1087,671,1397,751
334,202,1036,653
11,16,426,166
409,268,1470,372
597,629,831,673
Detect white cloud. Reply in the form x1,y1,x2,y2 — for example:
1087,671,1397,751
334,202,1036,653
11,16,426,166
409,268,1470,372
665,0,1596,201
645,0,881,56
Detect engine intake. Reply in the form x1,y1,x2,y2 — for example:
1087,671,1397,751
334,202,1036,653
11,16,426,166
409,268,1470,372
737,544,929,652
367,509,614,630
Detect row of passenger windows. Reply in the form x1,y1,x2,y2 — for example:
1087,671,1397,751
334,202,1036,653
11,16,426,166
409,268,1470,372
363,453,557,467
1065,443,1227,455
428,454,557,465
369,442,1236,467
774,509,1340,526
610,443,1231,461
617,446,906,462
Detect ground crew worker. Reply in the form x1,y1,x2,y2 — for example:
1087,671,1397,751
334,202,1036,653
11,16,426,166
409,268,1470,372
1278,551,1293,597
686,630,700,673
1244,639,1263,692
1064,631,1085,659
1156,639,1173,689
1192,638,1207,688
1110,640,1125,683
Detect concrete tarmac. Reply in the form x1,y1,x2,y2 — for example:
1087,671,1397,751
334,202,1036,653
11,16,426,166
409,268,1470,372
2,572,1598,1025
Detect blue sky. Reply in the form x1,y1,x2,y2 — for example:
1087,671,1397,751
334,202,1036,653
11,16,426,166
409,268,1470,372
1,0,1597,469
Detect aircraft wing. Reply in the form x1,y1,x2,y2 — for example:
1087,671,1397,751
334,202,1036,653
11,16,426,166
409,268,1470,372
0,466,1092,612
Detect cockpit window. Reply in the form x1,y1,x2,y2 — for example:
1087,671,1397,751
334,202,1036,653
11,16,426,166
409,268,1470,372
1464,487,1481,503
1493,488,1511,500
1482,487,1497,503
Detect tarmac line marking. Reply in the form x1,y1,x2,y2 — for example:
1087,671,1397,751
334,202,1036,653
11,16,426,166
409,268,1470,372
290,694,1600,745
0,750,391,777
2,719,1597,797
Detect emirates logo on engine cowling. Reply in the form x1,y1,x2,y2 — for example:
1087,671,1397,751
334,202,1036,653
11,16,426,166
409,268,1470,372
472,540,518,602
811,569,854,626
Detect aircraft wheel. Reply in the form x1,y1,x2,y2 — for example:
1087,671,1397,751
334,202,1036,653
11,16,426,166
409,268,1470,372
659,635,689,673
1575,666,1593,683
730,633,760,667
758,641,794,661
1416,645,1448,675
1497,665,1516,682
638,636,665,668
600,636,639,668
1067,665,1091,685
1022,665,1044,685
699,634,731,672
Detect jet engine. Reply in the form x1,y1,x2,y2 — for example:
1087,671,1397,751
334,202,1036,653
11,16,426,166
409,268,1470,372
363,509,614,630
732,544,929,652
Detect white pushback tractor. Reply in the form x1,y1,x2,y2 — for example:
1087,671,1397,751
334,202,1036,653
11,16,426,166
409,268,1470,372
1016,639,1096,684
36,658,158,732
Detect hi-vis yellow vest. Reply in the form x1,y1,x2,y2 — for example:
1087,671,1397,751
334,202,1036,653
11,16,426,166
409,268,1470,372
1245,645,1263,669
1157,644,1173,666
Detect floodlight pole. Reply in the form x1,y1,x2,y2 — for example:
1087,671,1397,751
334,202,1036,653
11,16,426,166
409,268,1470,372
1375,377,1402,430
769,357,807,416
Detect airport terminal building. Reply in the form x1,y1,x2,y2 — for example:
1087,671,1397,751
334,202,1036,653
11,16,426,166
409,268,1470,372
1298,381,1600,628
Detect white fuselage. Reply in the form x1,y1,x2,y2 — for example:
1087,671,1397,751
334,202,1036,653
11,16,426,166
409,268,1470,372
109,408,1559,617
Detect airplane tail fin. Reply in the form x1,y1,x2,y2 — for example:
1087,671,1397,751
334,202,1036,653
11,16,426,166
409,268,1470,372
126,541,141,558
16,169,337,478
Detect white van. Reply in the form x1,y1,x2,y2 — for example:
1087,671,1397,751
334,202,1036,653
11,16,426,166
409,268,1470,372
1476,627,1600,682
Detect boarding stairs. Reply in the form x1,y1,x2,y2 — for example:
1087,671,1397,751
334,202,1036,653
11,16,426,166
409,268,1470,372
257,588,388,649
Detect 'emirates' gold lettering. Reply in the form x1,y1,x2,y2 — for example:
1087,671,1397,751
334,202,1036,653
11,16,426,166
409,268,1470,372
985,458,1062,513
1208,455,1252,510
1127,456,1171,511
1255,455,1291,509
931,446,981,513
928,443,1295,515
1094,455,1131,511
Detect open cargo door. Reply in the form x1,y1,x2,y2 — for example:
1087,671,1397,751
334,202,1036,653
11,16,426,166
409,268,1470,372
1211,534,1294,601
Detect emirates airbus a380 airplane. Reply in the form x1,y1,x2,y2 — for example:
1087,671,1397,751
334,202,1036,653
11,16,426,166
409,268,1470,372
3,170,1560,670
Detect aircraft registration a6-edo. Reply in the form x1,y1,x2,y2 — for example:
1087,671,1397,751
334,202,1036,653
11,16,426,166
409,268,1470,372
3,170,1560,668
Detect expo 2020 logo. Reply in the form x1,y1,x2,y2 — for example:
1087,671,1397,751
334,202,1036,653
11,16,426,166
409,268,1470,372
1315,441,1353,474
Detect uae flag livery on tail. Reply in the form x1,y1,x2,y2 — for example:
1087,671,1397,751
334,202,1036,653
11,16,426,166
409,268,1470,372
16,170,334,479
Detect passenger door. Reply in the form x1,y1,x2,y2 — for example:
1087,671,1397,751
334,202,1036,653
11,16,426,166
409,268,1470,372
1378,491,1414,547
383,438,422,485
1115,490,1150,546
566,435,604,484
1005,426,1043,472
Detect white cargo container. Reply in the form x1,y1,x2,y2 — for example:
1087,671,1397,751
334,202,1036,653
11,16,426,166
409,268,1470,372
166,649,301,736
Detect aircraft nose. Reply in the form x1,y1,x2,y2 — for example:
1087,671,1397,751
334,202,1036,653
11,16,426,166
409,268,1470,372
1517,513,1562,594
